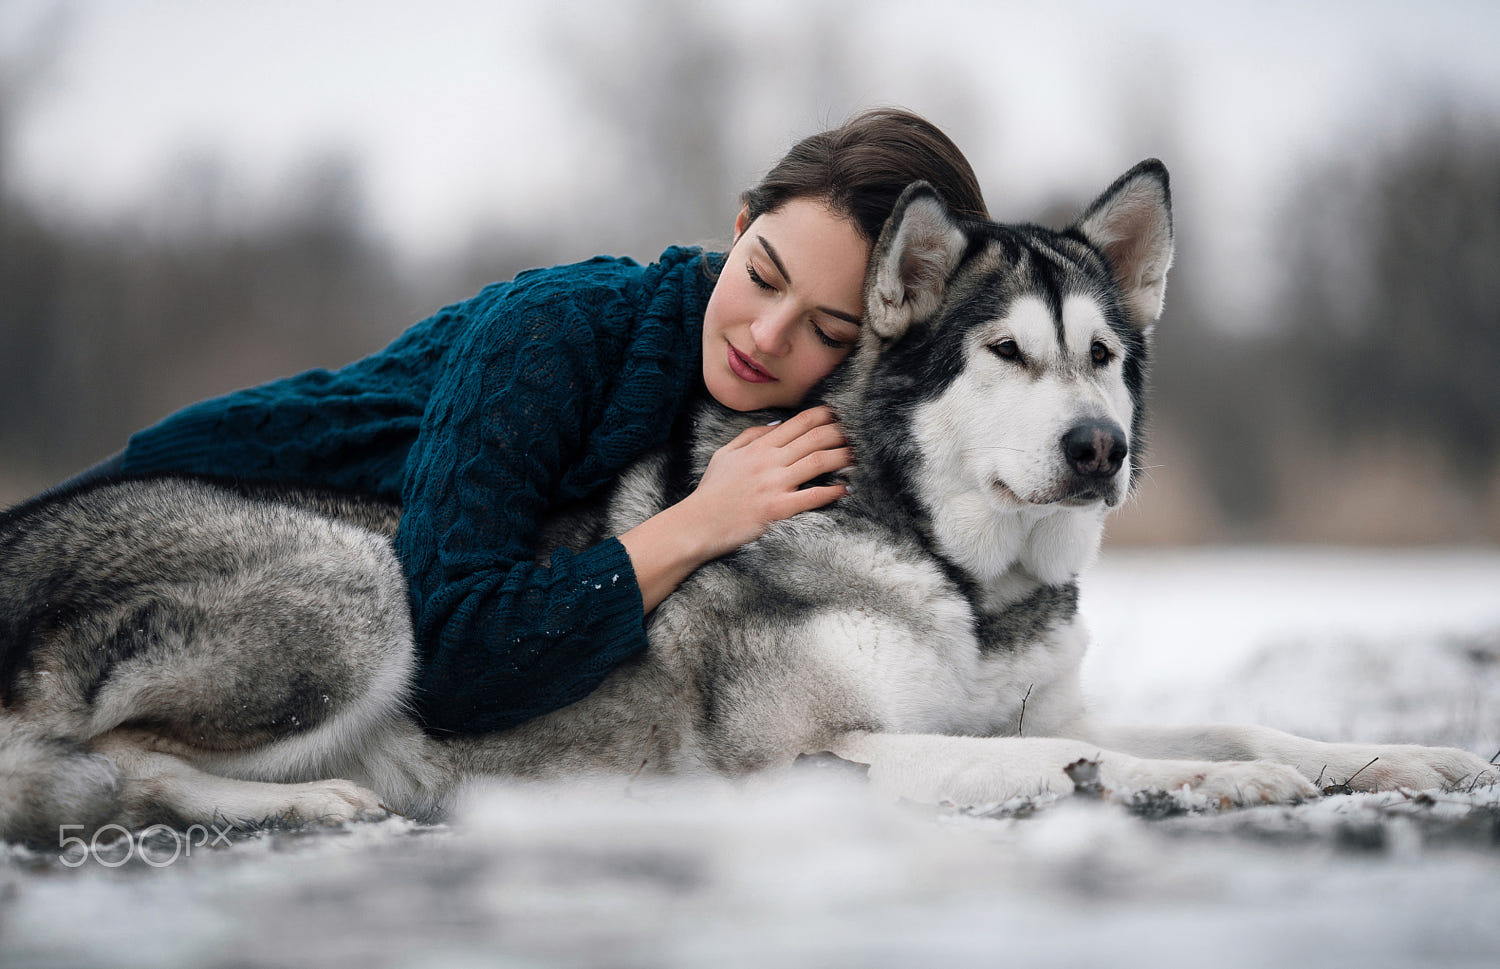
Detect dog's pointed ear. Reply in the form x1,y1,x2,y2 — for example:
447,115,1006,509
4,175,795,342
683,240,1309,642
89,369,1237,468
1074,159,1174,326
865,182,968,341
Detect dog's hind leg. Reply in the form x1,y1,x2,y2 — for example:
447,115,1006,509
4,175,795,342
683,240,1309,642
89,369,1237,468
0,717,389,844
825,731,1318,807
92,729,389,831
1,573,421,838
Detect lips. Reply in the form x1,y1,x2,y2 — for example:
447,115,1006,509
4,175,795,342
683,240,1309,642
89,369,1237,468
726,344,777,384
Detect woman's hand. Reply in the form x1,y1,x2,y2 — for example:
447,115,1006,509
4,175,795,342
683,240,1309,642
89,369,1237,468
618,405,852,613
681,404,852,557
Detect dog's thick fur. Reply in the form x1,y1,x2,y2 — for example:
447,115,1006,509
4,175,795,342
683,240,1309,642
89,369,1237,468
2,162,1493,844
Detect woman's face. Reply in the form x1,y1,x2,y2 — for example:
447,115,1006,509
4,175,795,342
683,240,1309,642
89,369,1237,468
701,198,869,411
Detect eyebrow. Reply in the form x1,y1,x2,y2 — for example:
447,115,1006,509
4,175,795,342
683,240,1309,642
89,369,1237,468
757,235,863,326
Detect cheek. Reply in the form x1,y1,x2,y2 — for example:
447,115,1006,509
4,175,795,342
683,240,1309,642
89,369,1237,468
702,286,729,340
787,343,848,392
704,268,751,330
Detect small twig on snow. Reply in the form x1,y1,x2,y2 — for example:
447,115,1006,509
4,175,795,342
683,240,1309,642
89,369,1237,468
1322,758,1378,797
1346,756,1379,786
1463,764,1500,795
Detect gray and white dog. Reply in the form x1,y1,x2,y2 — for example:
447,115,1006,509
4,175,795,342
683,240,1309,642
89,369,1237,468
2,162,1493,844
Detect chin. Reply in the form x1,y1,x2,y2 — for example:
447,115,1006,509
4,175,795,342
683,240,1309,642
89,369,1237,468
705,372,786,413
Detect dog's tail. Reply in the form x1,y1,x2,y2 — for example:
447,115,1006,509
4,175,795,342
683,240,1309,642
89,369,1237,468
0,717,122,847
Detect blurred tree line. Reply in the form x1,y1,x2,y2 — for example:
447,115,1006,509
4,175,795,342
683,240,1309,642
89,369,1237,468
1,150,410,476
2,6,1497,541
1136,113,1500,543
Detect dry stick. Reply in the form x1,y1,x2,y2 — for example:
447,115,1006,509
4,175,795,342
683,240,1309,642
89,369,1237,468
1017,684,1034,737
1394,787,1487,811
1322,757,1380,796
1458,756,1500,794
1345,756,1380,787
627,723,660,786
1464,758,1500,794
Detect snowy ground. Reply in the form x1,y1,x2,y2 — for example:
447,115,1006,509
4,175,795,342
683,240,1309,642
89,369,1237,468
3,547,1499,969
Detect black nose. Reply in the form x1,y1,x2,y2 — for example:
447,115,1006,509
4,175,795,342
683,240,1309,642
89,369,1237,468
1062,421,1127,478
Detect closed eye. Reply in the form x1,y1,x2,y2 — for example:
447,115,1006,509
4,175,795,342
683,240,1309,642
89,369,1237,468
747,262,776,292
813,322,854,350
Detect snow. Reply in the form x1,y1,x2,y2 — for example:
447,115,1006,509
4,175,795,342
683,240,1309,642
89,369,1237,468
3,547,1499,968
1080,547,1500,749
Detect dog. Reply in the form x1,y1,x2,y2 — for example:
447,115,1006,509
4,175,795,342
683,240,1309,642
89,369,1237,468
2,161,1494,844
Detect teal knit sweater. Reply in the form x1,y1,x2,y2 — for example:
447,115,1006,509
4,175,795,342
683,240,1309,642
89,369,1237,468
121,246,718,734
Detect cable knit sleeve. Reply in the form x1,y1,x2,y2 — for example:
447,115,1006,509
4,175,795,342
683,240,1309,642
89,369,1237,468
397,252,708,734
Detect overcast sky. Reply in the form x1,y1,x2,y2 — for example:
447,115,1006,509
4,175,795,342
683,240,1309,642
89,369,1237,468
4,0,1499,314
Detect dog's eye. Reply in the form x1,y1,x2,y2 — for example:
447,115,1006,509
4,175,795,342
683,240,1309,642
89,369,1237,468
1090,341,1113,366
991,340,1023,363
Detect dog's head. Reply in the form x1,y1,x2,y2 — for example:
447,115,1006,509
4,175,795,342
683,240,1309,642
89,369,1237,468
835,161,1173,581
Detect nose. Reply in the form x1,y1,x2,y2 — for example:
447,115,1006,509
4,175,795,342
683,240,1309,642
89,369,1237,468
749,306,799,357
1061,421,1128,479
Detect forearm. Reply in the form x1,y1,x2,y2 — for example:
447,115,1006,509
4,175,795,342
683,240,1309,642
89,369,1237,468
617,495,725,614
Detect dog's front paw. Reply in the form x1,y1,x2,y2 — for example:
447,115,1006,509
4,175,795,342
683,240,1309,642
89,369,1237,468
1202,760,1323,806
1315,744,1499,794
1103,757,1319,807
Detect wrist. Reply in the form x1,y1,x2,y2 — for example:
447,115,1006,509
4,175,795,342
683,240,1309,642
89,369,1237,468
617,495,726,615
668,490,739,561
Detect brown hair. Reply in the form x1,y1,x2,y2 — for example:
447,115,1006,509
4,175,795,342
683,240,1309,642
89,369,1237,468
740,108,989,243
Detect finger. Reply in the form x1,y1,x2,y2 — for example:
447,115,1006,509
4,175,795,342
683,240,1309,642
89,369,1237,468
773,422,849,464
779,483,849,517
761,405,838,447
747,417,845,466
724,423,778,450
787,447,855,485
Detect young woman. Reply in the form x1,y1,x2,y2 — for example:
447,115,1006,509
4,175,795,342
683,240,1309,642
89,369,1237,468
107,108,989,734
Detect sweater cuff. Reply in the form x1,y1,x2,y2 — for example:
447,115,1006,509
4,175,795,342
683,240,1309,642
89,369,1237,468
579,535,646,639
122,403,235,477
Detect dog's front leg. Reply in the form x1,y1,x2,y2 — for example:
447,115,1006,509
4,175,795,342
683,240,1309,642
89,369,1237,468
824,731,1316,807
1078,722,1499,793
